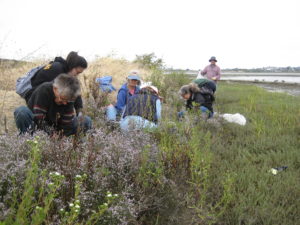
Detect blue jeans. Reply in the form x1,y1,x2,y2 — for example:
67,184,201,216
200,106,214,118
120,115,157,131
178,106,213,119
14,106,92,135
14,106,34,134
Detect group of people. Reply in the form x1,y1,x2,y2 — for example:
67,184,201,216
14,53,221,136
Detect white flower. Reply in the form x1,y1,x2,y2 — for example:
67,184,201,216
75,205,80,209
103,203,108,206
69,203,74,207
75,209,79,213
270,168,278,175
75,200,80,204
113,194,118,197
60,208,64,212
55,172,60,176
107,193,112,198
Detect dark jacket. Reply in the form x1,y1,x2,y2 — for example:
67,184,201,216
27,82,75,135
186,91,214,113
123,93,159,123
25,57,83,113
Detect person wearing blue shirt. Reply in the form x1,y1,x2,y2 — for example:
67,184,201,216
106,71,141,121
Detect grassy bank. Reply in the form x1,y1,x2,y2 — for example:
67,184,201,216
0,68,299,224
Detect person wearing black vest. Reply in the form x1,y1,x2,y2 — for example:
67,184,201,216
120,85,161,131
24,51,88,116
178,83,215,119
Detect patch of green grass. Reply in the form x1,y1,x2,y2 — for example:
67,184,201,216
192,82,300,224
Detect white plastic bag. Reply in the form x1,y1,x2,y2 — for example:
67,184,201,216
221,113,246,126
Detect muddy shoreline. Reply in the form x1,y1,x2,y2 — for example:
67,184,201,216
222,80,300,96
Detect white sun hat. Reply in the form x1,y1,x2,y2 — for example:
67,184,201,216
140,82,159,95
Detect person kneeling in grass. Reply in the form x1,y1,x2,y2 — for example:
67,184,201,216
178,83,215,119
120,85,161,131
14,74,92,136
106,70,141,121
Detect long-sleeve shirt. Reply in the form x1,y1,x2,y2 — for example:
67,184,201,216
201,64,221,81
115,83,140,113
27,57,83,113
186,92,214,113
27,82,75,135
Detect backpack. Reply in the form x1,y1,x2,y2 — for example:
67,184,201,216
193,78,216,102
193,78,216,94
16,65,44,98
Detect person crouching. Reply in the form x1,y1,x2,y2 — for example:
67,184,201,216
14,74,92,136
120,85,161,131
178,83,215,119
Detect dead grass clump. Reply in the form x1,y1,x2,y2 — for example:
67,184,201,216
81,57,151,102
0,57,151,133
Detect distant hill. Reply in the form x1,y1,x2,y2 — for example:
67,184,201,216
0,58,33,68
167,66,300,74
222,66,300,73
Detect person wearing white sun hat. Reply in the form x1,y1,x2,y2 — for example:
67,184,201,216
120,84,162,131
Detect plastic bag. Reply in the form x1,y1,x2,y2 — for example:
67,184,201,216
95,76,116,93
222,113,246,126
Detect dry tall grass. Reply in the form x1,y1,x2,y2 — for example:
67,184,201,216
0,57,150,134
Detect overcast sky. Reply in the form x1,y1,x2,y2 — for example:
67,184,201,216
0,0,299,69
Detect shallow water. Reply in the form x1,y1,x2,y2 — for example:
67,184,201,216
254,83,300,97
222,76,300,84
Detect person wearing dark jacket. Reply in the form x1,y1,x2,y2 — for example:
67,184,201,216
24,51,88,116
178,83,215,118
120,85,161,131
14,74,92,136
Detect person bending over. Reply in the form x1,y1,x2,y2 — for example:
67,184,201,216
178,83,215,119
24,51,88,116
14,74,92,136
120,85,161,131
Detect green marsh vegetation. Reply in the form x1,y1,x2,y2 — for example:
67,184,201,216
0,56,299,224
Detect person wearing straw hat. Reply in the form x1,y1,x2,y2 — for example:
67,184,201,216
120,84,162,131
199,56,221,83
106,70,141,121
